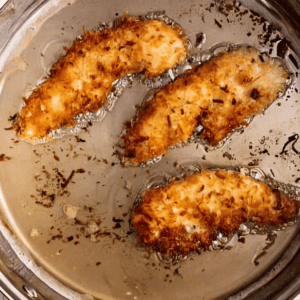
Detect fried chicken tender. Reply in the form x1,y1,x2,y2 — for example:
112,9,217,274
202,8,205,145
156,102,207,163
15,16,187,142
131,169,299,256
122,47,289,166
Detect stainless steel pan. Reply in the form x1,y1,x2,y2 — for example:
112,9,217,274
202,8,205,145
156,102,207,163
0,0,300,299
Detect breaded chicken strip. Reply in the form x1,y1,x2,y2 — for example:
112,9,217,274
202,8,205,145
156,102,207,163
131,169,299,256
122,47,289,166
15,16,187,142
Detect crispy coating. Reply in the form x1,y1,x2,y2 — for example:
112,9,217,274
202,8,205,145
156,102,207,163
131,170,299,256
16,16,187,142
122,47,289,166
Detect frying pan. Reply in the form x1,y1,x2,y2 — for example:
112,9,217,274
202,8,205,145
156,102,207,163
0,0,300,299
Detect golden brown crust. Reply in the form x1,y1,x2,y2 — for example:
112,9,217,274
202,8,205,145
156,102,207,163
16,16,187,142
122,47,289,166
131,170,299,256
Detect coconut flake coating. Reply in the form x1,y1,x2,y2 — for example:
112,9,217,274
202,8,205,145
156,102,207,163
16,16,187,142
131,169,299,256
122,47,289,166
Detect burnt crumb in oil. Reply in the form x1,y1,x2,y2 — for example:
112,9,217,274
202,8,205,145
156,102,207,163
8,113,18,122
277,38,288,58
84,206,93,213
223,152,234,160
75,136,86,143
262,233,277,251
164,274,170,282
248,159,259,167
238,237,245,243
253,234,277,266
214,19,222,28
254,251,267,266
195,32,204,47
173,267,183,278
112,217,124,223
0,154,11,162
259,149,270,155
47,234,63,244
60,170,75,189
33,166,87,208
288,54,299,69
53,152,60,161
280,134,299,155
